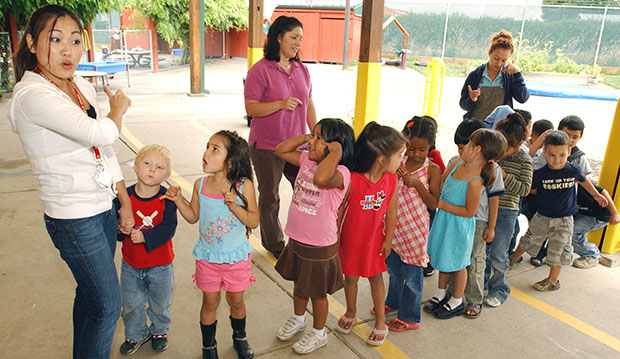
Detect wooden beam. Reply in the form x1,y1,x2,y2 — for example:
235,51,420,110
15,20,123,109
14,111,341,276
248,0,263,48
149,18,159,73
247,0,264,69
189,0,201,93
359,0,384,63
86,24,96,62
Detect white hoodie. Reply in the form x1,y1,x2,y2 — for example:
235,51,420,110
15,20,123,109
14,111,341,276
8,71,123,219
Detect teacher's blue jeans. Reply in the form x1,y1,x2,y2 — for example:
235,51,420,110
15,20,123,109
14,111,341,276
44,208,121,359
485,208,519,303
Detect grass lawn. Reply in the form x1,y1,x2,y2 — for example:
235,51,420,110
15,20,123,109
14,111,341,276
603,74,620,89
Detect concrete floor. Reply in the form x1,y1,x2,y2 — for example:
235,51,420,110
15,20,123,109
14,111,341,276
2,59,620,359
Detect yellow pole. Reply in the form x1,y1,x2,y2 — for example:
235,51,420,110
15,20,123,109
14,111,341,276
353,0,384,137
587,98,620,254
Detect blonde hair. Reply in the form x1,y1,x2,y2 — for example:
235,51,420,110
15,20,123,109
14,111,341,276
489,30,514,55
135,144,172,175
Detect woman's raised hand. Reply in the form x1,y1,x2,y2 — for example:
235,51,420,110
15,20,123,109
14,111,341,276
502,61,521,75
104,85,131,115
280,97,302,111
104,85,131,131
468,85,481,102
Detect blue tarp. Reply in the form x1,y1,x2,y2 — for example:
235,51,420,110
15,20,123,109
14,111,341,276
527,82,620,102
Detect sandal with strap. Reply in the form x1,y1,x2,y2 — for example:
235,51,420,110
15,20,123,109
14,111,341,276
423,295,449,313
370,304,398,315
464,303,482,319
433,301,465,319
335,315,356,334
388,318,421,332
366,325,389,346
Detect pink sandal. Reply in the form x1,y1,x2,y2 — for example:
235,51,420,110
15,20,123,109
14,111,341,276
336,315,356,334
366,324,389,346
388,318,421,332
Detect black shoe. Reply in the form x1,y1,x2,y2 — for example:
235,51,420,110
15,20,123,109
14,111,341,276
151,334,168,351
233,336,255,359
423,295,449,313
433,301,465,319
202,342,218,359
119,335,151,355
423,262,435,276
271,249,282,259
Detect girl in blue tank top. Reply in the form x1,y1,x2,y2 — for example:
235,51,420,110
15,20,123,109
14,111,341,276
424,129,506,320
163,131,258,359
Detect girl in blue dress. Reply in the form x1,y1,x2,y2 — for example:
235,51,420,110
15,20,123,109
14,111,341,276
424,129,506,319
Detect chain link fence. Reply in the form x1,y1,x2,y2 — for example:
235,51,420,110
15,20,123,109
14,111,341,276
383,2,620,71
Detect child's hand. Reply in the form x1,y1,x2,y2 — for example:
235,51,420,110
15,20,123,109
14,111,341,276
379,240,391,257
483,226,495,243
303,133,312,143
531,129,552,153
118,205,134,235
396,164,408,178
326,141,342,155
161,186,181,202
223,190,238,211
595,193,609,208
609,212,620,225
130,229,145,244
402,173,422,189
437,198,446,210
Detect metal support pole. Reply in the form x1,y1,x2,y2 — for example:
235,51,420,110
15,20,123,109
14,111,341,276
517,3,526,61
342,0,351,70
441,2,450,60
594,5,608,67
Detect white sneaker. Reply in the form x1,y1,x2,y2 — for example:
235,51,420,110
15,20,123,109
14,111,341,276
277,316,307,341
484,296,502,307
572,256,599,269
292,330,328,354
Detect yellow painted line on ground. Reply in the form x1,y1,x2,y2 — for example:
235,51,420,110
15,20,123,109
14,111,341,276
188,119,212,139
121,125,193,193
511,288,620,352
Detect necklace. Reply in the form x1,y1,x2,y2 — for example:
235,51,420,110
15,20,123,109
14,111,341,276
280,61,291,71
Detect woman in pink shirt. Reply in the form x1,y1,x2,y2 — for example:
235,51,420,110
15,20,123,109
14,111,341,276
244,16,317,258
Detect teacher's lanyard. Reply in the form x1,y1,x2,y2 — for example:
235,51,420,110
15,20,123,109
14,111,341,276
33,68,104,163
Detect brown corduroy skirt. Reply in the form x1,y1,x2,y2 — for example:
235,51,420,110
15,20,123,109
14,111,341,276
275,239,344,298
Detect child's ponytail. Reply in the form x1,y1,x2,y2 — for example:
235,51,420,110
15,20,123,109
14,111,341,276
469,129,506,187
353,121,407,173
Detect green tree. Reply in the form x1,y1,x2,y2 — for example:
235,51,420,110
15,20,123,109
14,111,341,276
122,0,248,48
1,0,123,30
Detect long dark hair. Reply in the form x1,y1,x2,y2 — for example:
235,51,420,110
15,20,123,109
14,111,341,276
215,130,253,236
315,118,355,170
469,129,506,187
353,122,407,173
264,16,302,62
15,5,83,81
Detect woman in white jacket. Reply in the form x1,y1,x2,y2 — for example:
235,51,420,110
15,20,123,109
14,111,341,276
8,5,133,358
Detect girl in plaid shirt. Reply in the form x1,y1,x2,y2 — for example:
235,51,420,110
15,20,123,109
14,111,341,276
385,117,441,331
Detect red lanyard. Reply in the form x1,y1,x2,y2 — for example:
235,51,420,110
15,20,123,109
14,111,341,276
34,68,102,161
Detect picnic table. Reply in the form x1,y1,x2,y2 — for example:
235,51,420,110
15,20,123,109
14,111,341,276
111,49,163,67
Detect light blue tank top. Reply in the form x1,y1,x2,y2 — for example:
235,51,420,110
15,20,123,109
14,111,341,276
193,177,253,264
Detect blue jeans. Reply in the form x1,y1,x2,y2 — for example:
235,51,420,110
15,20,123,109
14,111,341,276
385,251,423,323
572,213,605,258
121,260,174,341
485,208,519,303
44,208,121,359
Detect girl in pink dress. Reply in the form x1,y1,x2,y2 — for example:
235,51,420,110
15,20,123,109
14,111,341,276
337,122,407,346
